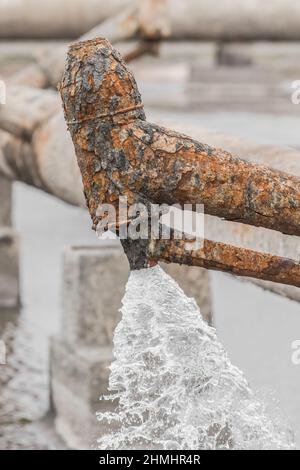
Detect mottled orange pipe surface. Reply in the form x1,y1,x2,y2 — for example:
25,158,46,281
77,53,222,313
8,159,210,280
150,238,300,288
60,38,300,237
60,38,300,282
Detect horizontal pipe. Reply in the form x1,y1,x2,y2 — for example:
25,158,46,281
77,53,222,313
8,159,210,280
139,0,300,41
150,238,300,289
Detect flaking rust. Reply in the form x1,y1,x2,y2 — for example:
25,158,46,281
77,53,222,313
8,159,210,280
60,38,300,285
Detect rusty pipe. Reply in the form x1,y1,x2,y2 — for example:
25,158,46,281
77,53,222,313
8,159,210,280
60,38,300,281
150,238,300,289
59,38,300,236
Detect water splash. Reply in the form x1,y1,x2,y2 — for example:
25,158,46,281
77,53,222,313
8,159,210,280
97,265,294,450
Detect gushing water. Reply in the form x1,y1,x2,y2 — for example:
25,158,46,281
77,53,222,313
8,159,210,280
97,265,294,450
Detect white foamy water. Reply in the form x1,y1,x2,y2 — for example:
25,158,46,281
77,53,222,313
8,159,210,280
97,265,294,450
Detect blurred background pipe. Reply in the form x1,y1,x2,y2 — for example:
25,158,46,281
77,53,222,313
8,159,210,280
0,0,133,39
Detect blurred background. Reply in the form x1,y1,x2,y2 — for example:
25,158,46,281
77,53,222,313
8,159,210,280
0,0,300,449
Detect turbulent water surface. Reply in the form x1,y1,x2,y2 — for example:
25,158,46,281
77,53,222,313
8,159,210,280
97,265,294,450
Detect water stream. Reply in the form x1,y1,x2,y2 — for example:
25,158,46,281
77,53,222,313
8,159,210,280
97,265,294,450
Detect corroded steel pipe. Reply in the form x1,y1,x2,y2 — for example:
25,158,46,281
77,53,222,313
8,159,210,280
0,0,133,39
59,38,300,286
59,38,300,239
149,238,300,289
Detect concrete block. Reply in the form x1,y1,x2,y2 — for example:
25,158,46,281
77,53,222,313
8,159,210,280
51,337,112,402
50,337,115,449
61,245,129,349
0,228,19,308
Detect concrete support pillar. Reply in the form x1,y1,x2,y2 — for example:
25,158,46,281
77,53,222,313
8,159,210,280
0,177,19,308
50,245,129,449
51,244,213,448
